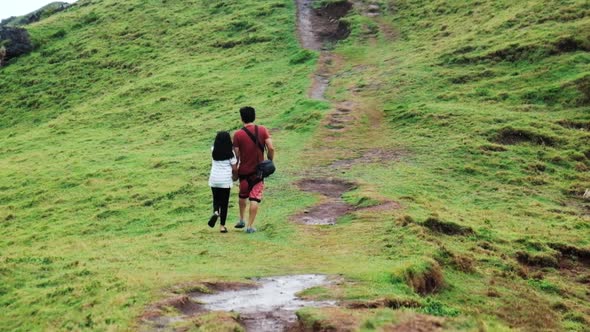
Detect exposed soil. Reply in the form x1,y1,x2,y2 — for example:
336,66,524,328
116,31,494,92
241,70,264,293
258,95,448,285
294,179,356,225
309,52,332,100
139,282,254,331
422,217,475,236
326,103,356,130
294,1,364,226
493,127,558,146
295,0,352,51
296,0,352,101
297,178,356,198
405,260,445,296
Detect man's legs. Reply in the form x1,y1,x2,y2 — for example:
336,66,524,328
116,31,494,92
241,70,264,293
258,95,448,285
239,197,247,222
236,178,264,231
247,201,258,228
246,181,264,231
235,179,248,228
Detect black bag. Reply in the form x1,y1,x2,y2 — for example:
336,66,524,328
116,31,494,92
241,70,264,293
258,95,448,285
256,159,276,178
242,125,275,179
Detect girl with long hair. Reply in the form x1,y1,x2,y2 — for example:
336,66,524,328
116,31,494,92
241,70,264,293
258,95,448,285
208,131,238,232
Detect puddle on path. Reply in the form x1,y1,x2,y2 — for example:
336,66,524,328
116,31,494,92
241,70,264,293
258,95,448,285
193,275,335,332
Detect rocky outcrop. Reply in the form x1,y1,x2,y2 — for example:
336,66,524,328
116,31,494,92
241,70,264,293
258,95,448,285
0,27,33,66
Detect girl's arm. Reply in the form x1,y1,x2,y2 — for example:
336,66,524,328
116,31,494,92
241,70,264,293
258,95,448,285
231,163,238,181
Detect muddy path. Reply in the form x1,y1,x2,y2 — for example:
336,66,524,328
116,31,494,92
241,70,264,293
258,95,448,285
295,0,352,101
195,275,335,331
294,178,356,225
140,275,335,332
293,0,400,226
293,0,359,226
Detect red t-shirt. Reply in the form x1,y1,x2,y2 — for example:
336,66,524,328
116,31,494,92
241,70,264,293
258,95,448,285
233,124,270,176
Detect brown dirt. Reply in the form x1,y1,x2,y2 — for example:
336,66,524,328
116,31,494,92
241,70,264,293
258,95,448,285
492,127,558,146
311,1,353,45
326,106,355,131
309,51,335,100
296,178,356,198
139,282,254,330
381,314,445,332
296,201,353,225
295,0,352,51
422,217,475,236
294,178,356,225
549,242,590,266
515,251,559,268
405,261,445,296
140,295,203,321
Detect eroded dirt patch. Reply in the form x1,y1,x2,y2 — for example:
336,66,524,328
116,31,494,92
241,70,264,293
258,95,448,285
295,179,356,225
422,217,475,236
297,0,352,101
295,0,353,51
492,127,558,146
139,282,254,331
326,105,356,130
297,178,356,198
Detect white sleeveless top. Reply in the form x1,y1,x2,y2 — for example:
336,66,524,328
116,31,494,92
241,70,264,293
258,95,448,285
208,148,237,188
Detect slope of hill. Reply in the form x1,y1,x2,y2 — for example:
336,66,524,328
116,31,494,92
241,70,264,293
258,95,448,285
0,0,588,330
0,2,72,27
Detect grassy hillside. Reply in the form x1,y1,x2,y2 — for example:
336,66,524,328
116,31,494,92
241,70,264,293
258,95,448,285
0,0,328,330
310,0,590,330
1,0,589,331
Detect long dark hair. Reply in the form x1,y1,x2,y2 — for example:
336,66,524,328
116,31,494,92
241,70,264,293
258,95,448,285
212,131,234,161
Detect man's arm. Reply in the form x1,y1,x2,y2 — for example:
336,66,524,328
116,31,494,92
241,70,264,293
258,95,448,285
265,138,275,161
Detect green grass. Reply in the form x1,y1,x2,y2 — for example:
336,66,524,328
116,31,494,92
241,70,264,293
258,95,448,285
1,0,589,331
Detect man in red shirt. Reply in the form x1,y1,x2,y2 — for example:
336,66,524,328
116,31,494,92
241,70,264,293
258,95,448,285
233,106,275,233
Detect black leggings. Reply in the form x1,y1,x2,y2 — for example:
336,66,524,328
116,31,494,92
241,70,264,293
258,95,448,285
211,187,231,226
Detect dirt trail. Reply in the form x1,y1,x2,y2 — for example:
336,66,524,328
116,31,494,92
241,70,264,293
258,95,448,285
294,179,356,225
294,0,399,226
140,3,401,331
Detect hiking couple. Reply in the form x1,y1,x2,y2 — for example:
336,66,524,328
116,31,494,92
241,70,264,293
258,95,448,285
207,106,275,233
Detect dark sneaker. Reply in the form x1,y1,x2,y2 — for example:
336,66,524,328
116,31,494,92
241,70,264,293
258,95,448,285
235,220,246,229
246,227,256,234
208,213,218,228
